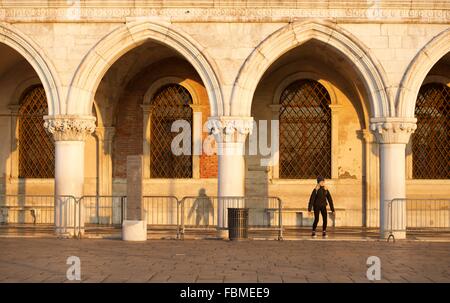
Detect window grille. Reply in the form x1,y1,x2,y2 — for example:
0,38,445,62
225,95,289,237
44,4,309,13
150,84,193,178
412,83,450,179
18,86,54,178
279,79,332,179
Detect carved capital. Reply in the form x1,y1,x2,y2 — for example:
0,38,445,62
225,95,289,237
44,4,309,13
8,104,20,115
268,104,282,112
95,126,116,142
357,129,375,143
44,115,96,141
189,104,207,112
206,116,253,143
328,104,344,112
140,104,153,114
370,117,417,144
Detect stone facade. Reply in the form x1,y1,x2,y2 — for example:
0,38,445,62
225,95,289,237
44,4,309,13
0,1,448,236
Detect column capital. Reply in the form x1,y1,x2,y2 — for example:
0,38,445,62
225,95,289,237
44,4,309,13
206,116,253,144
95,126,116,142
268,104,282,112
44,115,96,141
370,117,417,144
8,104,20,114
140,104,153,113
357,129,375,143
189,104,207,112
328,104,344,112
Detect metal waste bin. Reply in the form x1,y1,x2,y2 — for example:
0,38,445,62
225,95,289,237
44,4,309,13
228,208,249,240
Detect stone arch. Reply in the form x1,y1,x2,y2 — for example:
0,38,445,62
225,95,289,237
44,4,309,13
422,75,450,87
68,21,223,117
92,100,102,126
231,20,391,118
397,28,450,117
0,22,61,115
272,71,338,107
10,76,42,106
143,76,201,106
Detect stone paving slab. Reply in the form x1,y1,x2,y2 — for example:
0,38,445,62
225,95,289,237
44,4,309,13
0,238,449,283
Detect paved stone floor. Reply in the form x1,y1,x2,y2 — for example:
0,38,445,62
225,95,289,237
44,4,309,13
0,238,449,283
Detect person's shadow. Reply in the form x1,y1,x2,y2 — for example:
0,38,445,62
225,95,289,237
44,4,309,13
188,188,214,226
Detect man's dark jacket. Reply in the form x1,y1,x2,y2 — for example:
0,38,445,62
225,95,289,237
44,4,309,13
308,186,335,212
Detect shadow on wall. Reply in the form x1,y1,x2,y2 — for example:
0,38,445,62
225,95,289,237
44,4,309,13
1,112,28,224
187,188,214,226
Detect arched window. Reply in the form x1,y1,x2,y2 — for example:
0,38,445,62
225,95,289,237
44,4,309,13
150,84,193,178
18,85,54,178
279,79,332,179
412,83,450,179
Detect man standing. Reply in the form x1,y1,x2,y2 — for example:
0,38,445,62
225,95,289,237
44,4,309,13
308,176,335,238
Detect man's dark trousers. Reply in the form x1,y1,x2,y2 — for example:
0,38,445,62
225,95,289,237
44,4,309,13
312,206,327,231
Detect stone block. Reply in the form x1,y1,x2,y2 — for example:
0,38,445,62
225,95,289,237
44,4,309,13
122,220,147,241
126,155,144,221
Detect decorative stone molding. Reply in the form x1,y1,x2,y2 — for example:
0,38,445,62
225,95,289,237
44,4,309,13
0,6,448,23
44,115,96,141
206,116,253,144
370,117,417,144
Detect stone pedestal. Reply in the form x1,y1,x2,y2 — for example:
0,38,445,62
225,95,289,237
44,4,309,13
122,220,147,241
122,155,147,241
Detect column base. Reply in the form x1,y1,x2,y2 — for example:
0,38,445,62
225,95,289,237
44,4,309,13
122,220,147,241
381,230,406,240
55,227,81,238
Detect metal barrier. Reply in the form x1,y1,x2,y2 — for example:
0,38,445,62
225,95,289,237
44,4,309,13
78,196,126,235
388,198,450,241
77,195,181,239
180,196,283,240
0,194,78,237
0,194,283,240
143,196,180,239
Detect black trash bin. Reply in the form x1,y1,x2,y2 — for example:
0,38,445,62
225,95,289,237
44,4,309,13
228,208,249,240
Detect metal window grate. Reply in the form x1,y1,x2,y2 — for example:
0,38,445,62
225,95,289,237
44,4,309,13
279,79,332,179
150,84,193,178
412,83,450,179
18,86,54,178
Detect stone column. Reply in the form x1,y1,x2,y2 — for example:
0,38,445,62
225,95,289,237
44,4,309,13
190,104,206,179
122,155,147,241
370,117,416,239
8,104,20,181
268,104,281,179
357,129,376,228
207,116,253,238
94,126,115,196
141,104,152,179
44,115,96,237
329,104,343,179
